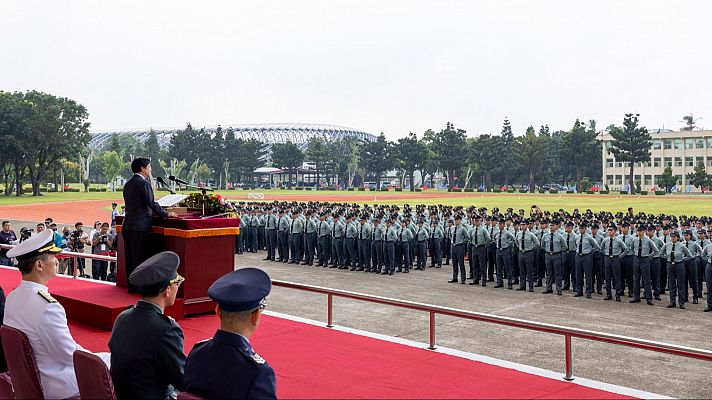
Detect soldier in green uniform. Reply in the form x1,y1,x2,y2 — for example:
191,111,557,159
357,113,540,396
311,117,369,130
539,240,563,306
683,230,702,304
631,225,658,305
397,220,413,273
540,220,567,295
358,216,372,272
382,218,398,275
371,217,384,273
414,220,429,270
331,215,345,269
448,215,470,284
660,231,693,308
429,220,444,268
303,210,317,266
494,219,516,289
515,220,539,292
317,213,331,267
600,225,629,302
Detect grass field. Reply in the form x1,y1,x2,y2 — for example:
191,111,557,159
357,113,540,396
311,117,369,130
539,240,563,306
2,188,712,216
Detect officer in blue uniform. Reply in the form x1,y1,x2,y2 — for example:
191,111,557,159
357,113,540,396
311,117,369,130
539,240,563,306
184,268,277,399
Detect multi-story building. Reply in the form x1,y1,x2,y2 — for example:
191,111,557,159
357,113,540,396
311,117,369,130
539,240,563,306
599,129,712,192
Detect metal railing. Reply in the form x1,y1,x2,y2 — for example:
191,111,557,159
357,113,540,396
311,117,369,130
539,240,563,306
271,279,712,381
0,244,116,279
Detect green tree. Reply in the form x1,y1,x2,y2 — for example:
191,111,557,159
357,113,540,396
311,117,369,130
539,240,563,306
469,134,503,190
657,166,677,193
144,129,163,164
394,132,425,191
0,91,33,196
608,113,652,194
20,91,91,196
680,113,699,131
105,134,121,154
102,151,124,190
687,161,711,189
560,119,601,188
359,133,393,189
499,118,515,185
515,126,549,192
270,141,304,185
195,163,212,184
429,122,467,189
306,136,331,185
328,136,360,187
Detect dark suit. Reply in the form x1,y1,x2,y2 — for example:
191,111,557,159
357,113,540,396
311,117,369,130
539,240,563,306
0,287,6,372
109,300,186,400
122,174,168,290
185,329,276,400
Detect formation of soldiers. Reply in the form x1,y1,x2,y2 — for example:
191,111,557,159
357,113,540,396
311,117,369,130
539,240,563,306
233,201,712,312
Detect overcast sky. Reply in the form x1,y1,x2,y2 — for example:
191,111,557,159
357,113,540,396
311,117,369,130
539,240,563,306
1,0,710,140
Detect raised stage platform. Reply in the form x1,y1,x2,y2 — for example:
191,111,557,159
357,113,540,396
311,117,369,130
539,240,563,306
0,267,660,399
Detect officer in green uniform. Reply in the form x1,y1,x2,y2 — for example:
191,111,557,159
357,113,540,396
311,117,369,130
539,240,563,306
574,223,600,298
397,220,413,273
382,218,398,275
414,220,429,270
540,220,567,295
661,231,693,308
494,219,516,289
515,220,539,292
631,225,658,305
331,215,345,268
358,216,372,272
469,216,490,286
683,230,702,304
448,215,470,284
264,208,278,261
345,215,359,271
647,225,664,300
288,211,304,264
429,220,444,268
371,217,384,273
600,225,629,302
303,211,317,266
317,213,331,267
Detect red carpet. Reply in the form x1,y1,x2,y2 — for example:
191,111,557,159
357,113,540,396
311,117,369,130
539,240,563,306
70,315,634,399
1,268,636,399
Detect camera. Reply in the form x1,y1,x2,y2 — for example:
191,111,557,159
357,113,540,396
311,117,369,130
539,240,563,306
19,227,34,242
70,230,85,250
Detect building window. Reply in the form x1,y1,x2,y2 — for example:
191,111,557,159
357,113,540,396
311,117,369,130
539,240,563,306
664,157,672,167
708,137,712,149
708,159,712,167
616,161,623,168
653,140,662,150
675,157,682,167
663,139,672,149
684,138,694,149
644,175,652,186
644,160,651,167
653,157,661,167
653,175,660,185
674,139,682,149
685,157,694,167
606,158,614,168
696,138,705,149
675,175,682,185
696,157,704,166
606,175,614,185
634,175,641,184
615,175,623,185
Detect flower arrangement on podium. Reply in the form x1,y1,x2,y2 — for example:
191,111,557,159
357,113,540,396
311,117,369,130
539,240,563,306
178,193,229,216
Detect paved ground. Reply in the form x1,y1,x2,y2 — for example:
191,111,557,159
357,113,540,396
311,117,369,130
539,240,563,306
235,251,712,398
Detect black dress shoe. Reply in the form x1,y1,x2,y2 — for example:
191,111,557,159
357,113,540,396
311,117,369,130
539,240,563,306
534,282,542,287
666,303,676,308
586,294,592,299
615,296,621,302
542,290,553,294
654,295,661,301
528,288,534,292
516,287,526,291
381,271,389,275
448,279,458,283
460,281,465,284
494,284,504,288
481,283,487,287
263,258,271,261
596,290,603,295
679,304,685,309
389,271,394,275
647,300,654,305
693,298,699,304
508,285,513,290
603,296,612,301
574,293,583,297
704,306,711,312
629,299,640,303
557,291,562,296
468,282,477,285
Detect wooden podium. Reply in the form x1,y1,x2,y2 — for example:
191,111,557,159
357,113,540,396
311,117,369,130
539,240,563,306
115,215,240,316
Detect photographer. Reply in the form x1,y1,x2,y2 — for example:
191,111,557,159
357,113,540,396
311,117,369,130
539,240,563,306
67,222,90,276
0,222,17,266
91,222,114,281
19,227,34,243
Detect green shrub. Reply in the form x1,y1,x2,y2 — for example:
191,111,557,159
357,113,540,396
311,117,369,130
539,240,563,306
453,188,463,192
586,190,595,194
640,190,648,195
655,191,666,196
415,188,422,192
619,190,627,195
506,189,515,193
599,190,609,194
347,187,355,191
519,189,528,193
395,188,403,192
295,187,304,190
477,188,484,192
464,188,474,192
549,190,558,194
358,187,365,191
493,189,502,193
538,190,546,193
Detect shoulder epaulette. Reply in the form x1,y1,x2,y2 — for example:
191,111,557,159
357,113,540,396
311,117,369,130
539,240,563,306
38,290,57,303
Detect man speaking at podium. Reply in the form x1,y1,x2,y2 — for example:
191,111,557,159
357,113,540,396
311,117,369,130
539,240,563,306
123,157,177,293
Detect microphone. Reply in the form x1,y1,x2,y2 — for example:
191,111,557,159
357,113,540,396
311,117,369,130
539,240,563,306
156,176,175,194
169,175,189,185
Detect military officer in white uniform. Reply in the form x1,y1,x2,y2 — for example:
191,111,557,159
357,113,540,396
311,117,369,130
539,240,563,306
4,229,110,399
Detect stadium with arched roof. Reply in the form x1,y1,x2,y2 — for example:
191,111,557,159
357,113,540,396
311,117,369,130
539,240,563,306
89,123,376,149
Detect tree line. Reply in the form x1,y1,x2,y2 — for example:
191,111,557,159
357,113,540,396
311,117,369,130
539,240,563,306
2,90,710,196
